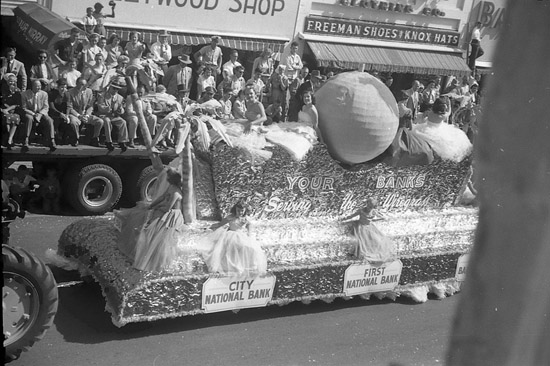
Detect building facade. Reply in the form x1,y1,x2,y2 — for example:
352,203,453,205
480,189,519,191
289,0,478,80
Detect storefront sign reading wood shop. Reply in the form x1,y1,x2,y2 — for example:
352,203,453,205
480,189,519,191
304,16,460,47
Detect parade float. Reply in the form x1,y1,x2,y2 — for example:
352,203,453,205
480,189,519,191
53,72,477,326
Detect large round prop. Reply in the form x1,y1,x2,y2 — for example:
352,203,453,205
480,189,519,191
316,71,399,164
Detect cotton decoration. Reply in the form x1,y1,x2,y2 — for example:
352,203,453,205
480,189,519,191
316,71,399,164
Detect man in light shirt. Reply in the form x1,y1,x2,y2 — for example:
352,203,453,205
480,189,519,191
222,49,242,80
284,42,303,81
150,30,172,75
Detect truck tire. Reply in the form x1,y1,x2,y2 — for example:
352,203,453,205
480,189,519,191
67,164,123,215
3,245,58,363
136,165,158,203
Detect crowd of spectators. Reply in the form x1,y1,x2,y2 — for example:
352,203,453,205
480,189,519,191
1,19,336,153
1,0,481,153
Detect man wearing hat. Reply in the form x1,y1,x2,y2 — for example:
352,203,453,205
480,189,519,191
95,77,129,151
194,36,223,77
268,64,289,119
151,30,172,75
92,2,116,37
163,53,193,98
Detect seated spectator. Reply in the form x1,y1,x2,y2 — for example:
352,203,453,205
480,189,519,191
66,77,104,147
83,6,98,34
53,28,83,73
95,79,128,151
102,54,129,97
82,52,107,93
232,89,247,119
230,65,246,95
21,80,56,152
246,68,266,102
126,84,157,147
1,73,22,149
1,47,27,91
239,87,267,132
125,31,146,63
30,50,56,92
196,66,216,99
219,88,234,119
265,100,283,125
92,1,116,37
48,78,70,144
252,48,274,76
60,58,81,88
217,73,233,99
141,51,161,92
222,49,242,80
98,36,108,60
36,167,61,214
105,33,123,69
82,33,102,69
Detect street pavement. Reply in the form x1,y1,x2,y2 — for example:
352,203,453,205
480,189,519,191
6,213,460,366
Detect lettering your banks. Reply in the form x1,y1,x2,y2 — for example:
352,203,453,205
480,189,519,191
115,0,285,16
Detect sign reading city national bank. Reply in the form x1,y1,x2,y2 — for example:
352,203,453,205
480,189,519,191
304,16,460,47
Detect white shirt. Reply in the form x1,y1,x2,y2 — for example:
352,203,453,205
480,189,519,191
151,41,172,63
472,28,481,41
222,60,242,79
284,53,303,80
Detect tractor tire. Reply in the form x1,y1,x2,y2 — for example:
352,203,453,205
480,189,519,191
3,245,58,363
66,164,123,215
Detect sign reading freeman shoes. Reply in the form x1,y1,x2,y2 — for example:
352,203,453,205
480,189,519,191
202,274,276,313
304,16,460,47
343,260,403,296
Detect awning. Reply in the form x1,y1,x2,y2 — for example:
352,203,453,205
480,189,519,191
105,26,286,53
308,41,471,77
12,4,85,50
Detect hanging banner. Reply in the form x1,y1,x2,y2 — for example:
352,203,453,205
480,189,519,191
202,274,276,313
343,260,403,296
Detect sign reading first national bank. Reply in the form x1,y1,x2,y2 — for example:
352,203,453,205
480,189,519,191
304,16,460,47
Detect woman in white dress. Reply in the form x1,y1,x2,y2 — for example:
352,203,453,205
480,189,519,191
409,97,472,162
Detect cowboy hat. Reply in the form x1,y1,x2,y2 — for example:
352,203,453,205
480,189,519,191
177,54,192,64
211,35,221,41
159,30,170,37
